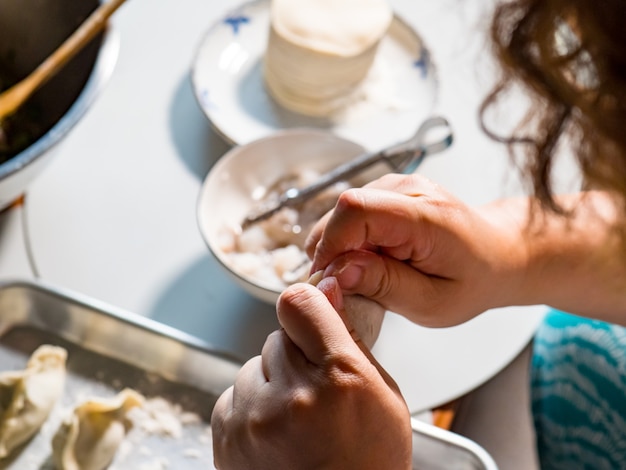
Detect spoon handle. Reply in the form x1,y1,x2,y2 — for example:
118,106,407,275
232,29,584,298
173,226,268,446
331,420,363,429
0,0,127,120
241,116,454,229
288,149,386,202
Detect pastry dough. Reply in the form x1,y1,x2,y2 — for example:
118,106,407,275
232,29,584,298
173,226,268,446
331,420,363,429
52,388,144,470
264,0,393,117
0,345,67,458
309,271,385,348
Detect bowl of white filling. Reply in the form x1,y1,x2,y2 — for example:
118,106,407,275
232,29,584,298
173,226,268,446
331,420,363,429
197,129,387,304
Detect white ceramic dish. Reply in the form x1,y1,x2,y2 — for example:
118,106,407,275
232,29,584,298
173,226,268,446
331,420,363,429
191,0,438,151
197,129,389,304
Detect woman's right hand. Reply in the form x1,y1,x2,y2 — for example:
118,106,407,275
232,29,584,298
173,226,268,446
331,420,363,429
306,173,528,328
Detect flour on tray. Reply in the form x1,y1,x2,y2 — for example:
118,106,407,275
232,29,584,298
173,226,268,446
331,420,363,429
109,396,213,469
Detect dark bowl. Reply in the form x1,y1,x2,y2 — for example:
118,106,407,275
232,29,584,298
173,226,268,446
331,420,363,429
0,0,119,209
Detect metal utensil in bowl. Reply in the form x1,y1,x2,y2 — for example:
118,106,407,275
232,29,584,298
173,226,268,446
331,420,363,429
241,116,453,228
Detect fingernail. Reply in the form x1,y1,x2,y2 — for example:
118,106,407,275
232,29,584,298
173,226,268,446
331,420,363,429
327,263,363,290
317,276,344,311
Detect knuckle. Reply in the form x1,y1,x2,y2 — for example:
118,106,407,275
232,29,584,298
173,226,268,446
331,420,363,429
360,256,395,300
286,386,316,414
278,283,314,310
334,188,367,213
325,354,370,390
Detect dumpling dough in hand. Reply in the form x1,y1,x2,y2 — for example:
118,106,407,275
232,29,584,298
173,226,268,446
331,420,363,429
52,388,144,470
0,344,67,458
308,271,385,349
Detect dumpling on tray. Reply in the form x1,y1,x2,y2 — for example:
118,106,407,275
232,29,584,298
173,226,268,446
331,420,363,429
0,344,67,458
52,388,144,470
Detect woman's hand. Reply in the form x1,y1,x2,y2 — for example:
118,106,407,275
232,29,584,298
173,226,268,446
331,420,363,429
211,279,412,470
306,173,528,327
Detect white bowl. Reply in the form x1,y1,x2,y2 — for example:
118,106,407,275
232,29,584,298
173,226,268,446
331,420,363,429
197,129,385,304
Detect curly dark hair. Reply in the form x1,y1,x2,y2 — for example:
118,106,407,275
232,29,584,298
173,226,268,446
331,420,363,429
481,0,626,215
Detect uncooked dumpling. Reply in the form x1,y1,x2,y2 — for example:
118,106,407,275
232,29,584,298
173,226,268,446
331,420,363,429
52,388,144,470
0,344,67,458
309,271,385,348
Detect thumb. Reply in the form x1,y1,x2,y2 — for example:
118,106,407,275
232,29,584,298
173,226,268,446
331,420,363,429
276,282,362,367
315,277,404,395
276,281,403,397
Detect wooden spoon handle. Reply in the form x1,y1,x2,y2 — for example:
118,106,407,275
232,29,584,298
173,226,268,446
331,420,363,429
0,0,127,119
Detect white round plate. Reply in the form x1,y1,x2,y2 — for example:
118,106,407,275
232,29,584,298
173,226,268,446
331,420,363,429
191,0,438,151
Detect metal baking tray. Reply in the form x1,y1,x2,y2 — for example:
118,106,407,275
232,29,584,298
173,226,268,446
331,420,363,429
0,280,497,469
411,418,497,469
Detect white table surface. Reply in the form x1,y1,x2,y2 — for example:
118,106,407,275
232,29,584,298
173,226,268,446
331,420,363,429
2,0,581,413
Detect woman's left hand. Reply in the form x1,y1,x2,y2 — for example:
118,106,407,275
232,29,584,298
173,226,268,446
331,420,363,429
211,279,412,470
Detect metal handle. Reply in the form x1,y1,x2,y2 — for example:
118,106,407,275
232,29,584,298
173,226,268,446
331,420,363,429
241,116,454,228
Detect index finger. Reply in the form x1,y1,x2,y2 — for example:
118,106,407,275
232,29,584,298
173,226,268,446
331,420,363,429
305,173,440,262
309,187,424,273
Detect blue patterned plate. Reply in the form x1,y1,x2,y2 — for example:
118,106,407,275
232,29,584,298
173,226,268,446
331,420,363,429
191,0,438,151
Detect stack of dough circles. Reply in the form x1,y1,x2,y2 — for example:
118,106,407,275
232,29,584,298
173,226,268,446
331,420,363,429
264,0,393,117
